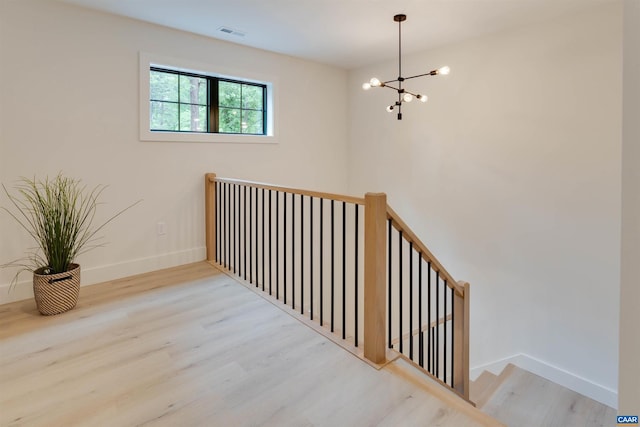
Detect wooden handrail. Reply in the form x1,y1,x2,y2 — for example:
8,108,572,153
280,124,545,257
386,206,464,297
215,176,365,206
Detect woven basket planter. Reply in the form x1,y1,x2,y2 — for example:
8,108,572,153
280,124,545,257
33,264,81,316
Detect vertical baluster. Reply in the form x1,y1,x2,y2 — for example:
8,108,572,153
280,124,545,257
220,182,228,266
388,218,392,349
419,254,424,368
243,185,247,281
342,201,346,340
354,204,359,347
276,191,280,300
212,180,218,263
219,182,222,264
399,230,403,354
262,188,265,291
331,199,335,333
230,184,232,269
228,184,231,270
283,192,287,305
254,187,258,287
222,183,226,268
320,198,324,327
218,182,222,266
251,187,255,286
249,186,253,284
300,195,304,315
239,185,242,276
269,190,273,296
409,242,414,360
229,183,232,271
427,261,432,373
310,197,314,321
222,182,227,266
234,184,238,274
444,279,447,384
292,193,295,309
220,182,222,265
450,285,455,388
432,326,436,375
436,270,440,379
218,182,221,264
252,188,260,288
221,182,225,267
225,182,229,269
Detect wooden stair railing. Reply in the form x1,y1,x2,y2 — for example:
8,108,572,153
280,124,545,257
386,205,470,399
205,173,470,400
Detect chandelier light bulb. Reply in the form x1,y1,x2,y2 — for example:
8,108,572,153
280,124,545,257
362,82,371,90
438,66,451,75
403,93,413,102
370,77,381,87
418,94,428,103
386,105,394,112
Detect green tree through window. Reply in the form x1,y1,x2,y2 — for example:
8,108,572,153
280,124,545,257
218,81,264,134
150,68,266,135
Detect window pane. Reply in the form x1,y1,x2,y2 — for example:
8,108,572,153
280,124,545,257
149,68,269,136
197,105,208,131
180,75,207,105
242,84,263,110
150,71,178,102
219,81,241,108
219,108,241,133
150,101,178,130
241,110,263,134
179,104,207,132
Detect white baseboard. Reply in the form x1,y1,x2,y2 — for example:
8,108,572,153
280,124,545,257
471,353,618,409
0,247,206,306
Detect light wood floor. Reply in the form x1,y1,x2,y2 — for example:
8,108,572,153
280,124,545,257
472,364,617,427
0,262,498,427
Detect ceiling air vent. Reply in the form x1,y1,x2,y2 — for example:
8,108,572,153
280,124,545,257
217,27,246,38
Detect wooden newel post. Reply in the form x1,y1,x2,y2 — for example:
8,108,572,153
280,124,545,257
205,173,216,263
364,192,387,364
453,280,470,399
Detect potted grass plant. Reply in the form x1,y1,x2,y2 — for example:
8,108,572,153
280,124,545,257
2,174,139,315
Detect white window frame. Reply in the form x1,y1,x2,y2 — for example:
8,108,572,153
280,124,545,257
139,52,277,144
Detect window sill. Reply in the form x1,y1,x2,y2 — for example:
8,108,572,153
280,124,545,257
140,130,278,144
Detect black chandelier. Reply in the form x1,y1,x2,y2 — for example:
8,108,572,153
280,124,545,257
362,14,450,120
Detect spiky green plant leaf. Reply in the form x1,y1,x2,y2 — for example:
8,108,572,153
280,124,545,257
2,174,140,289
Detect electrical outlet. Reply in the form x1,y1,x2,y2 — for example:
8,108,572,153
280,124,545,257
157,221,167,236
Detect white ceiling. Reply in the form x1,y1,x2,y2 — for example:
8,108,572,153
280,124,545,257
59,0,613,69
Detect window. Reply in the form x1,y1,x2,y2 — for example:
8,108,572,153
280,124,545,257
149,67,267,135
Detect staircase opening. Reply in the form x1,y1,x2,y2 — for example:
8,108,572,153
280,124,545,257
204,173,471,401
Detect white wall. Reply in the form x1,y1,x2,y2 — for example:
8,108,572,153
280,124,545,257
348,3,622,407
0,0,348,302
619,0,640,414
0,0,628,410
